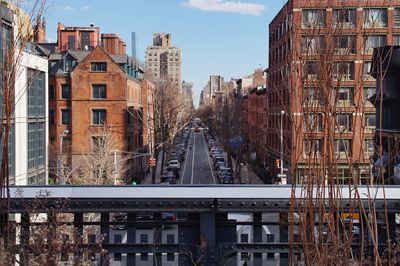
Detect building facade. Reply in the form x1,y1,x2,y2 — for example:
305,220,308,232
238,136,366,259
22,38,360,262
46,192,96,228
47,24,154,184
145,33,182,91
267,0,400,184
0,5,49,185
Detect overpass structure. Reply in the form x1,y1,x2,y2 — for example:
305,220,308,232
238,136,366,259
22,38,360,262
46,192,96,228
2,185,400,265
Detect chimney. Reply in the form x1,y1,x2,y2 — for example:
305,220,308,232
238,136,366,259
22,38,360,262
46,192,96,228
102,33,124,55
34,15,46,43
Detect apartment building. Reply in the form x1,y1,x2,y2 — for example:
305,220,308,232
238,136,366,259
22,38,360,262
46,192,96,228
47,24,153,183
145,33,182,91
267,0,400,184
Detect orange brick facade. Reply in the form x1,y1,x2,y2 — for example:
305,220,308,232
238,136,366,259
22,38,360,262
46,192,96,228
267,0,400,183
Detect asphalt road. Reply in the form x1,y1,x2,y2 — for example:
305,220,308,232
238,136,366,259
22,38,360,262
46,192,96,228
180,129,216,184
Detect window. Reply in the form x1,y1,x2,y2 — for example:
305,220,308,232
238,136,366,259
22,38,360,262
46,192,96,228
301,35,325,53
394,35,400,46
364,8,388,28
303,61,319,78
363,87,375,105
333,8,356,28
333,61,354,80
363,61,373,80
336,113,353,132
364,139,374,157
92,84,106,99
92,109,106,125
50,109,55,125
334,35,356,54
303,139,323,157
395,8,400,28
61,109,70,125
91,62,107,72
114,234,122,244
92,136,105,153
27,69,45,117
140,234,148,244
63,58,73,72
363,35,386,54
304,113,323,132
334,139,352,157
335,87,353,105
61,84,70,99
365,114,376,131
302,9,326,28
49,85,55,99
114,253,122,262
27,122,45,172
303,87,326,105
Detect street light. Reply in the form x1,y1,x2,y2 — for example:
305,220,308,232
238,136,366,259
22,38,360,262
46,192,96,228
280,110,286,185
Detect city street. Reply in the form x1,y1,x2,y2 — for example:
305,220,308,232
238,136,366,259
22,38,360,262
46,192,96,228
180,128,217,184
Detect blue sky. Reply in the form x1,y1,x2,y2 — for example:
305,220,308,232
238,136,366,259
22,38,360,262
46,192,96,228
37,0,288,106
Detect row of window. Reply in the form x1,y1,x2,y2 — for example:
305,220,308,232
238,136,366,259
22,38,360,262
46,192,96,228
303,113,375,133
300,34,390,55
52,109,107,126
270,8,399,45
301,8,391,29
303,138,374,157
302,86,376,106
49,84,107,99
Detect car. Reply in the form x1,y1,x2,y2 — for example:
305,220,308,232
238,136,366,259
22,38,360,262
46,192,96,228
214,161,225,169
161,171,175,182
168,159,180,169
194,127,200,132
210,147,220,152
217,167,232,177
220,175,234,184
213,156,224,163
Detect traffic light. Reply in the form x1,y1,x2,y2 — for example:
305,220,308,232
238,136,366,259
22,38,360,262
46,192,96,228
275,159,280,168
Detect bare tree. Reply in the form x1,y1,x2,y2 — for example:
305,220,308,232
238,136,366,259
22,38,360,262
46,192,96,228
150,77,193,183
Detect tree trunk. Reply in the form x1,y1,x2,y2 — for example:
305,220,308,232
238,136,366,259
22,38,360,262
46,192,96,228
159,148,165,176
151,149,159,184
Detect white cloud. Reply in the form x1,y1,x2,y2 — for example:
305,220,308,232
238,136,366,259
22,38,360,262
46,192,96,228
63,6,75,11
182,0,266,16
81,5,90,10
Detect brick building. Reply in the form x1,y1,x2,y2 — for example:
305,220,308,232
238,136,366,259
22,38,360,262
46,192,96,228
46,24,154,183
267,0,400,183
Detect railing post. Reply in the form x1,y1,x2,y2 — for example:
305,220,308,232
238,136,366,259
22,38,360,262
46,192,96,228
100,212,110,265
253,212,262,266
153,212,163,266
200,212,217,265
279,212,289,265
73,213,83,264
20,212,29,266
126,212,136,265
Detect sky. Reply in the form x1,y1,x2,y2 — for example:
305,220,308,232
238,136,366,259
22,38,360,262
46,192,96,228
31,0,288,106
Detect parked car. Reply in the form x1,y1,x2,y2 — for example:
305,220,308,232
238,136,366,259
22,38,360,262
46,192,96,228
168,159,181,170
213,156,224,164
161,171,175,183
220,175,234,184
214,161,225,170
217,167,232,178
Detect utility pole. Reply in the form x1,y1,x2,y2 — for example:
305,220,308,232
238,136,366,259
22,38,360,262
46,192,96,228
280,110,286,184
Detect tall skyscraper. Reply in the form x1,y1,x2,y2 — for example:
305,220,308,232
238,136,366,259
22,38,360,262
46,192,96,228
145,33,182,91
131,32,138,59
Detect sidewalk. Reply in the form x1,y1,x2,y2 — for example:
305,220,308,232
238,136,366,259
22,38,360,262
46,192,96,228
229,156,264,184
141,150,163,184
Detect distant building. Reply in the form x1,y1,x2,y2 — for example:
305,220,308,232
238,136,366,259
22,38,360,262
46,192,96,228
145,33,182,91
182,80,194,109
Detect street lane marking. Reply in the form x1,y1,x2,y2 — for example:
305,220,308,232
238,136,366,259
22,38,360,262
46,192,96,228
190,131,196,184
181,129,193,184
202,132,216,184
